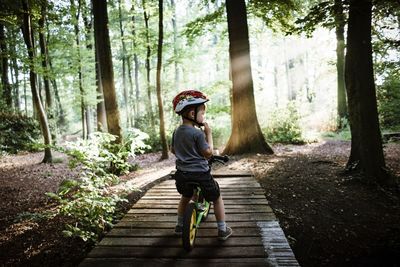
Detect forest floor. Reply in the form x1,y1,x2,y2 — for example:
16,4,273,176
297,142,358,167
0,140,399,266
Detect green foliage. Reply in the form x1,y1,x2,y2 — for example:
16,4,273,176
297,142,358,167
182,6,226,44
248,0,299,32
377,75,400,128
263,102,305,144
289,1,338,36
0,112,41,153
47,130,149,242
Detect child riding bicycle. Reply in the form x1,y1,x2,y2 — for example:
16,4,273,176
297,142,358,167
171,90,232,241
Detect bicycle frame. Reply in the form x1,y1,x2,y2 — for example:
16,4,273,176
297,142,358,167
192,186,210,226
181,155,228,251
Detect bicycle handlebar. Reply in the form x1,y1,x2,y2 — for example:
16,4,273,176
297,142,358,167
208,155,229,165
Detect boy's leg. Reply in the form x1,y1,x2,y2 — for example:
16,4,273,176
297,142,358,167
177,195,191,216
175,195,191,235
213,196,225,222
214,196,233,240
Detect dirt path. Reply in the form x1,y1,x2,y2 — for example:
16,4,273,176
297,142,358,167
0,140,399,266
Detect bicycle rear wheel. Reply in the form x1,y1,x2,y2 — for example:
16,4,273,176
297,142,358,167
182,203,197,251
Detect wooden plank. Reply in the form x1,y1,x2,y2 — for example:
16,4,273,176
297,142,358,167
135,199,270,205
121,213,276,222
146,190,265,195
141,195,265,200
145,189,265,194
132,203,270,209
113,221,274,229
106,227,265,237
98,236,264,247
129,206,272,214
80,257,269,267
87,246,267,258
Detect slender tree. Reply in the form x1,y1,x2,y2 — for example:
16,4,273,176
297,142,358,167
118,0,131,128
38,3,52,111
95,44,107,132
131,5,140,125
0,23,12,109
92,0,122,142
156,0,168,159
344,0,394,184
334,0,347,129
223,0,273,155
171,0,179,90
21,0,52,163
142,0,155,131
70,0,87,139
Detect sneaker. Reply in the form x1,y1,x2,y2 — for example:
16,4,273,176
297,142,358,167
174,225,183,236
218,226,233,241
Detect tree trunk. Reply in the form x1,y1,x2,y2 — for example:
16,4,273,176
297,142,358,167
223,0,273,155
118,0,130,127
142,0,155,131
10,30,20,111
92,0,122,142
39,4,52,111
156,0,168,160
71,0,87,139
95,46,107,132
334,0,347,129
21,0,52,163
171,0,179,90
83,0,94,137
131,7,140,125
0,23,12,109
344,0,393,184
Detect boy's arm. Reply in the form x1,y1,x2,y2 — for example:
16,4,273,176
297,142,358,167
201,122,213,159
170,130,175,154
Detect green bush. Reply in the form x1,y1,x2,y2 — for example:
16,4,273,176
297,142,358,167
263,102,305,144
0,112,41,153
47,130,150,242
377,76,400,128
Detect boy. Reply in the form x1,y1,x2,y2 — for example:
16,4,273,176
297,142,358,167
171,90,232,241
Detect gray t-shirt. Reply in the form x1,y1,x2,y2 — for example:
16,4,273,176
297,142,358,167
172,125,210,172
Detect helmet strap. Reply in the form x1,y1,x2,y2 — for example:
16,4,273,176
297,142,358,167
182,106,203,127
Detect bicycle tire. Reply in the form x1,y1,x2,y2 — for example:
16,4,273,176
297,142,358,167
182,203,197,251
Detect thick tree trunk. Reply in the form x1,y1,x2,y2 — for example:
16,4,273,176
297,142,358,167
334,0,347,129
156,0,168,160
92,0,122,142
0,23,12,109
345,0,393,184
21,0,52,163
223,0,273,155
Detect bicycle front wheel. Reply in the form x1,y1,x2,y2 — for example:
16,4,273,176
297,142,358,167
182,203,197,251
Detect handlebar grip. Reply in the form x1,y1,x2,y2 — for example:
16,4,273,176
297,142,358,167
212,155,229,162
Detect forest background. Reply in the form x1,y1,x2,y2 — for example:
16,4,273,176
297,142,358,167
0,0,399,265
0,0,399,156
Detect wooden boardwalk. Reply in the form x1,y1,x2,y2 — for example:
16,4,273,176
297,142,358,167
80,172,299,267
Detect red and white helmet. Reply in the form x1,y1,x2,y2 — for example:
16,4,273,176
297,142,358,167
172,90,209,114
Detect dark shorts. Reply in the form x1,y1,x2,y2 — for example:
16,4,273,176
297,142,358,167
174,170,220,202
